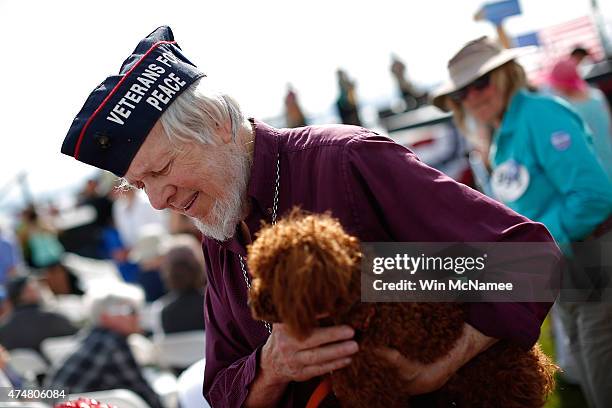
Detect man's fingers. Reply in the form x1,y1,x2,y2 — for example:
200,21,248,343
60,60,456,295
299,325,355,349
296,357,353,381
268,324,357,383
297,340,359,366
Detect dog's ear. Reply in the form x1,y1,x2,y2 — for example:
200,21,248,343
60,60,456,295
249,278,280,323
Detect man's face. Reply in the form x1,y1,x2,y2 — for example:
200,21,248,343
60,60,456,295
124,121,251,241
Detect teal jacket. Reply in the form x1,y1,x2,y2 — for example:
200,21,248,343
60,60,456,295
490,89,612,247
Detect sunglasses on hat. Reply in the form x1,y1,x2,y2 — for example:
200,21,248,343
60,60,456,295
448,73,491,103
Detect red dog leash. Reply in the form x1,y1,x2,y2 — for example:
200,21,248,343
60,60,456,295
305,377,333,408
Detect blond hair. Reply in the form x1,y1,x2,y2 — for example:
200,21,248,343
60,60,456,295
445,61,530,136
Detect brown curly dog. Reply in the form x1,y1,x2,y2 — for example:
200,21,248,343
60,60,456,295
248,211,556,408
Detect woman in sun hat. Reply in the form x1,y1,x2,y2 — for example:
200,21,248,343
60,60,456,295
547,58,612,181
433,36,612,408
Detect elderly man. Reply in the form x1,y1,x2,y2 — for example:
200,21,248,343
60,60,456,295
61,26,560,407
46,287,163,408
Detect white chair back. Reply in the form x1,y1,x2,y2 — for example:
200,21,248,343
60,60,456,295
142,367,178,408
61,253,123,291
53,295,89,325
177,358,211,408
127,333,156,366
40,336,79,367
8,348,49,379
154,331,205,369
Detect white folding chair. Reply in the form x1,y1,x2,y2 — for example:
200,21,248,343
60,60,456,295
65,389,150,408
142,367,178,408
177,358,211,408
53,295,89,325
153,331,205,370
128,333,156,367
40,336,79,367
61,252,123,292
8,348,49,380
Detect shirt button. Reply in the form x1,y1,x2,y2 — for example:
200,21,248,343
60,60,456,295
267,207,272,214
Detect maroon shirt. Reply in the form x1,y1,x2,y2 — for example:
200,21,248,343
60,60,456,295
202,120,558,407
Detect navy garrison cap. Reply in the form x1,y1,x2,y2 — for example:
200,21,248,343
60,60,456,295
61,26,205,176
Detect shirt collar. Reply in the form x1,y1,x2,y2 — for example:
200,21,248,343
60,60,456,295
214,119,281,255
247,119,281,214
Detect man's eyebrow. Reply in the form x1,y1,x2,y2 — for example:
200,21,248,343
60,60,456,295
126,156,172,184
122,171,142,186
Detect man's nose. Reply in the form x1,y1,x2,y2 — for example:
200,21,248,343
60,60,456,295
144,181,175,210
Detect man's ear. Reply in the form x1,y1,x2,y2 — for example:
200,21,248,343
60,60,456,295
217,120,234,145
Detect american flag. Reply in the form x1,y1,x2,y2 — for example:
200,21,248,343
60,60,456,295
518,15,605,85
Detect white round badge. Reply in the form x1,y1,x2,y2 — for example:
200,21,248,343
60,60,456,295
491,160,530,202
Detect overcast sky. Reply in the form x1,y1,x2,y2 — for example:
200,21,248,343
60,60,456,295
0,0,609,213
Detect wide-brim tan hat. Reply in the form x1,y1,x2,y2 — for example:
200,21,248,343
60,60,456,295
431,36,525,111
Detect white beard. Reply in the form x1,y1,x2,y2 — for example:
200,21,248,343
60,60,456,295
190,143,251,241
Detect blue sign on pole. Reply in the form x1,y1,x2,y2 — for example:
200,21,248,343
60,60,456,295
483,0,522,25
515,32,539,47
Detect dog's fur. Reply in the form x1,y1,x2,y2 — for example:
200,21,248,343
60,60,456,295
248,211,556,407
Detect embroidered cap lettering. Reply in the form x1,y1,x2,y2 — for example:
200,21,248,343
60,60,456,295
61,26,205,176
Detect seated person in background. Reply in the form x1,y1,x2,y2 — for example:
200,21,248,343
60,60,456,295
151,235,206,336
46,287,163,408
0,276,77,353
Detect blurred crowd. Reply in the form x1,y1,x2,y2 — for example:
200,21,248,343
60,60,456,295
0,178,210,407
282,53,429,129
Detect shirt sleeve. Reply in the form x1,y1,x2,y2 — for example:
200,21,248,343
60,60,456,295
530,101,612,242
202,244,260,408
343,133,560,349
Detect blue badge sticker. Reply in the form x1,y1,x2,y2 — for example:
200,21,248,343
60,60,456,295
550,131,572,151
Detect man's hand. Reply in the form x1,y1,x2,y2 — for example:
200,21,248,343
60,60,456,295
263,323,358,382
376,323,497,396
245,323,358,407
